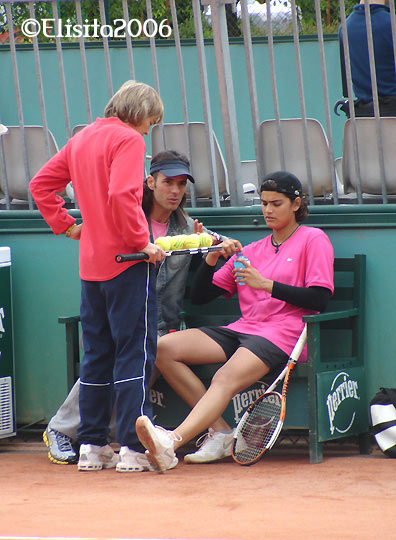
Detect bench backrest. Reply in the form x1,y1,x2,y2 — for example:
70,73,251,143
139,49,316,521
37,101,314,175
311,254,366,366
331,255,365,312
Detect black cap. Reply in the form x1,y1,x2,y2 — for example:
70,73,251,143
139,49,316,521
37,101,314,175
149,159,195,183
260,171,302,198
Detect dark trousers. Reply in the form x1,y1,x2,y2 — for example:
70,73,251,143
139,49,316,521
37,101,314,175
339,95,396,118
77,263,157,451
355,96,396,117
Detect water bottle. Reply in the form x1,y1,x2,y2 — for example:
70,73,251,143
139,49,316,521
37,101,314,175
178,311,187,331
169,311,187,334
233,252,250,286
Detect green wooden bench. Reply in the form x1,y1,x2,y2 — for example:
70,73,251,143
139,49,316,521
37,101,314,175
58,254,369,464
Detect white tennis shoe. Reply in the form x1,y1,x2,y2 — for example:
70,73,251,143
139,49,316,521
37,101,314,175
116,446,154,472
77,443,119,471
184,428,234,464
135,415,180,473
116,446,178,472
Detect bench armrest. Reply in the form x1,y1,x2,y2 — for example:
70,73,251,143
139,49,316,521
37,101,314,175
58,315,81,390
303,307,358,323
58,315,81,324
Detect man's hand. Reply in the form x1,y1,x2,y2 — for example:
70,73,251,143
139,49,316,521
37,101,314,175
193,219,204,234
141,242,166,264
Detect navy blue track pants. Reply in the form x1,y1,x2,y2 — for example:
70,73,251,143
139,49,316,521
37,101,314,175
77,262,157,451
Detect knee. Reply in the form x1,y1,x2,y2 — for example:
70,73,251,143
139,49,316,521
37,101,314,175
155,338,169,370
210,369,236,400
155,335,179,371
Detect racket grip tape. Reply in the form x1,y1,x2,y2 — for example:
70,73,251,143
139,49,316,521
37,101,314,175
115,252,149,262
290,324,307,362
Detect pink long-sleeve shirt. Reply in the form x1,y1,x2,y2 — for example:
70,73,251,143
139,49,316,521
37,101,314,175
30,117,150,281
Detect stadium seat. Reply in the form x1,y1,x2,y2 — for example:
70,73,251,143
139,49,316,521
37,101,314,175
0,126,58,201
151,122,229,200
258,118,336,198
342,117,396,195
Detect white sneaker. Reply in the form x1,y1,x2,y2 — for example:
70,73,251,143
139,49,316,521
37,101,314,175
135,415,181,473
184,428,234,464
116,446,154,472
116,446,178,472
77,444,119,471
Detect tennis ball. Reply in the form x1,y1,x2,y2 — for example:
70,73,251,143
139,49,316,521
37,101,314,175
183,234,200,249
199,232,213,248
170,235,185,250
155,236,171,251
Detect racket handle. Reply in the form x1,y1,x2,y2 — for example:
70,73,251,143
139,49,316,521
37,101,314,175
115,252,149,263
115,244,224,263
290,324,307,362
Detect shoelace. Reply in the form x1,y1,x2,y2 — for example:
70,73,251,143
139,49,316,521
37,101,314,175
195,427,215,448
55,431,74,452
155,425,183,443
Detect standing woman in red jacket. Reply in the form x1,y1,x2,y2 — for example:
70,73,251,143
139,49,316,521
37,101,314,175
30,80,166,473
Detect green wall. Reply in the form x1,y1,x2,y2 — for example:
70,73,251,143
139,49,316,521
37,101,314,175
0,212,80,425
0,36,346,161
1,206,396,426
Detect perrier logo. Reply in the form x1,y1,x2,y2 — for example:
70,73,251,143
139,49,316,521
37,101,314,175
326,371,360,435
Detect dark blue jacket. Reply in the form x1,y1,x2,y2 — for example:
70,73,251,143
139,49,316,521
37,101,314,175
339,4,396,100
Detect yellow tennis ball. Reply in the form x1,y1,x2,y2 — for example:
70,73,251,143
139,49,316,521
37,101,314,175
170,235,185,250
155,236,171,251
183,234,200,249
199,232,213,248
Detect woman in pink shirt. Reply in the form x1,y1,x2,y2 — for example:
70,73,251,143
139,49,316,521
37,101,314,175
135,171,334,472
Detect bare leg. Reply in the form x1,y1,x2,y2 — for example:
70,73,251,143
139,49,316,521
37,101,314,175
173,347,270,450
155,329,231,432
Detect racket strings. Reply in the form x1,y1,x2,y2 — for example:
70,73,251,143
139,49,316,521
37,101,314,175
233,393,282,464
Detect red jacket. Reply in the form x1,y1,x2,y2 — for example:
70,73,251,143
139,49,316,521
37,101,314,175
30,117,149,281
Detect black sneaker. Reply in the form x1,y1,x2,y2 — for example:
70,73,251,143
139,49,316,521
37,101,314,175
43,427,77,465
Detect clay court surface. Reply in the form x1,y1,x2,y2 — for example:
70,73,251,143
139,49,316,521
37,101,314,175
0,436,395,540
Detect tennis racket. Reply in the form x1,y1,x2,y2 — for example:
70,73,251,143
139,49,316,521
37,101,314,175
115,245,224,263
232,324,307,466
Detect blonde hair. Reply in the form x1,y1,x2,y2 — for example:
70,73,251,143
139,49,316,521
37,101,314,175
104,80,164,127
